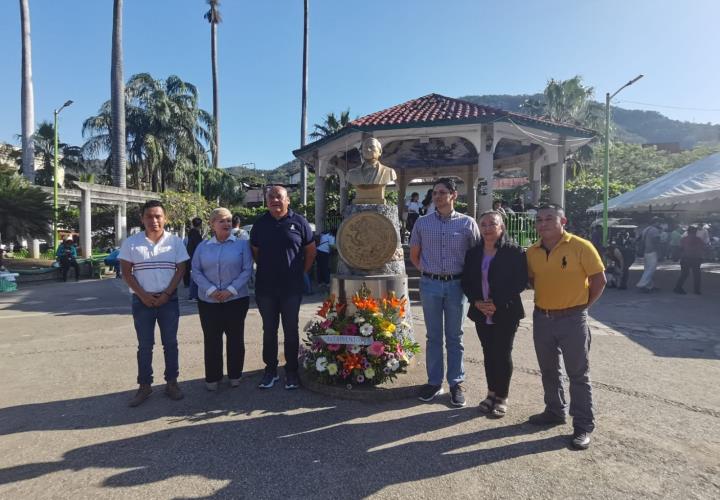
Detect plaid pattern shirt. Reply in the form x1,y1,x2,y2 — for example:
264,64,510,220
409,210,480,275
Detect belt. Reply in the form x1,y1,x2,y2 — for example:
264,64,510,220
534,304,587,318
422,272,462,281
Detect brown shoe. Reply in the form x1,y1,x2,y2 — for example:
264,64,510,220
164,380,184,401
128,384,152,407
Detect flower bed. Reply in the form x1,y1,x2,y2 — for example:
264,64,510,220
301,285,420,387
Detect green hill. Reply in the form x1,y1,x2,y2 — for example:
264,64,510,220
459,94,720,148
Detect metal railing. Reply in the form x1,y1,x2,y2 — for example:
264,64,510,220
503,212,538,248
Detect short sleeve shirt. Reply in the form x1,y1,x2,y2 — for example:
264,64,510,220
250,210,314,295
527,232,605,310
409,210,480,275
118,231,189,294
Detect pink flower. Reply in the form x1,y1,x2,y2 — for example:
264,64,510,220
368,341,385,357
343,323,358,335
321,319,333,329
327,344,341,352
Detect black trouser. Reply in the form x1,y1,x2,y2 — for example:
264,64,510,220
197,297,250,383
406,213,419,233
316,251,331,285
255,293,303,374
676,257,702,293
60,258,80,281
474,320,519,399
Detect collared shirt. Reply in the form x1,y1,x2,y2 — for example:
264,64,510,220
409,210,480,275
527,232,604,310
250,209,314,295
191,234,253,302
317,233,335,254
119,230,189,294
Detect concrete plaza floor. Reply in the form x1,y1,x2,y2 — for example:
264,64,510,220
0,269,718,499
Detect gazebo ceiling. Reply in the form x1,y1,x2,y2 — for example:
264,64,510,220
295,93,595,159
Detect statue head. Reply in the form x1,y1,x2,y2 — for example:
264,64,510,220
361,137,382,163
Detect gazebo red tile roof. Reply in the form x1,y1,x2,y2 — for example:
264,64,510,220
349,93,505,127
295,93,595,157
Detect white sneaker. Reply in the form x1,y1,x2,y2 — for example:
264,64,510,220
229,378,241,387
205,381,218,391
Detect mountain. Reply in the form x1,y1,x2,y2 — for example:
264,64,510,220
459,94,720,148
223,159,302,185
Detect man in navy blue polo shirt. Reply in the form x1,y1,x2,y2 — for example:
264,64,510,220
250,185,316,390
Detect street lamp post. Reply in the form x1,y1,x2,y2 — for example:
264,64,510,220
53,100,73,250
603,75,643,246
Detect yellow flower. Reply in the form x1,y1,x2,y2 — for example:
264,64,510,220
380,320,396,333
327,363,338,375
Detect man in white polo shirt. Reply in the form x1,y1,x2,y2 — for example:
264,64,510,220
119,200,189,407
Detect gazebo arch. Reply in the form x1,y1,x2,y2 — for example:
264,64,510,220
294,93,595,233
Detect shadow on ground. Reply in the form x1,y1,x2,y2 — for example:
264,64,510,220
0,376,565,497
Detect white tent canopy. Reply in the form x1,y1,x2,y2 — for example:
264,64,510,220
588,152,720,213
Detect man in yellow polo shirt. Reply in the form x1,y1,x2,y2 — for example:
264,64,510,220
526,204,606,450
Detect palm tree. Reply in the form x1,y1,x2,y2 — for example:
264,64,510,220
83,73,213,193
0,172,52,241
111,0,126,188
309,109,351,139
204,0,221,168
19,0,35,183
543,76,598,127
300,0,309,206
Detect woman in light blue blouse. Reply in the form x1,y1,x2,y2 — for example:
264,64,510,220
192,207,253,390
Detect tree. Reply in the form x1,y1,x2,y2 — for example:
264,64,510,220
19,0,35,183
0,172,52,241
204,0,221,168
111,0,126,188
160,191,211,233
309,109,351,140
83,73,213,193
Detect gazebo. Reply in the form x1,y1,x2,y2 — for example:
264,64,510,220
293,94,595,233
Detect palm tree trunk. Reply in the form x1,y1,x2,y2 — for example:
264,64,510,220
111,0,126,188
210,19,219,168
19,0,35,183
300,0,309,207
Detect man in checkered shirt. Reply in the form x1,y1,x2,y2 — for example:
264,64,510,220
409,178,480,407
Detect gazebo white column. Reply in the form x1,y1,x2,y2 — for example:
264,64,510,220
464,164,479,219
314,155,326,234
337,170,348,213
529,158,542,205
477,125,495,214
115,202,127,247
79,187,92,258
549,136,566,207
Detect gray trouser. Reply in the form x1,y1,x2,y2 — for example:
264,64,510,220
533,308,594,433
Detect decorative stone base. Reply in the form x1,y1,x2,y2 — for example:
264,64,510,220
299,357,424,401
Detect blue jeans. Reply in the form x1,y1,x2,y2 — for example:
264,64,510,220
419,277,469,387
131,293,180,385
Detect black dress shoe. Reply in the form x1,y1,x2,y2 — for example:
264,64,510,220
571,430,591,450
528,411,567,426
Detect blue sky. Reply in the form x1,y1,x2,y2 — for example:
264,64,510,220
1,0,718,170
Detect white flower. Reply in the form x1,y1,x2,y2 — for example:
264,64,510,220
324,328,337,336
359,324,374,336
348,344,361,354
315,357,328,372
327,363,338,375
353,316,366,324
387,358,400,371
327,311,337,320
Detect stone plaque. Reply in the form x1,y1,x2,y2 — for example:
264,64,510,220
337,212,399,270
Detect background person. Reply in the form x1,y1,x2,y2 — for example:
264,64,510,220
461,210,527,418
192,208,253,390
119,200,189,407
185,217,204,301
526,204,606,450
250,186,316,390
316,229,336,290
635,218,662,293
231,214,250,240
674,225,705,295
410,178,481,407
56,237,80,282
405,192,422,234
